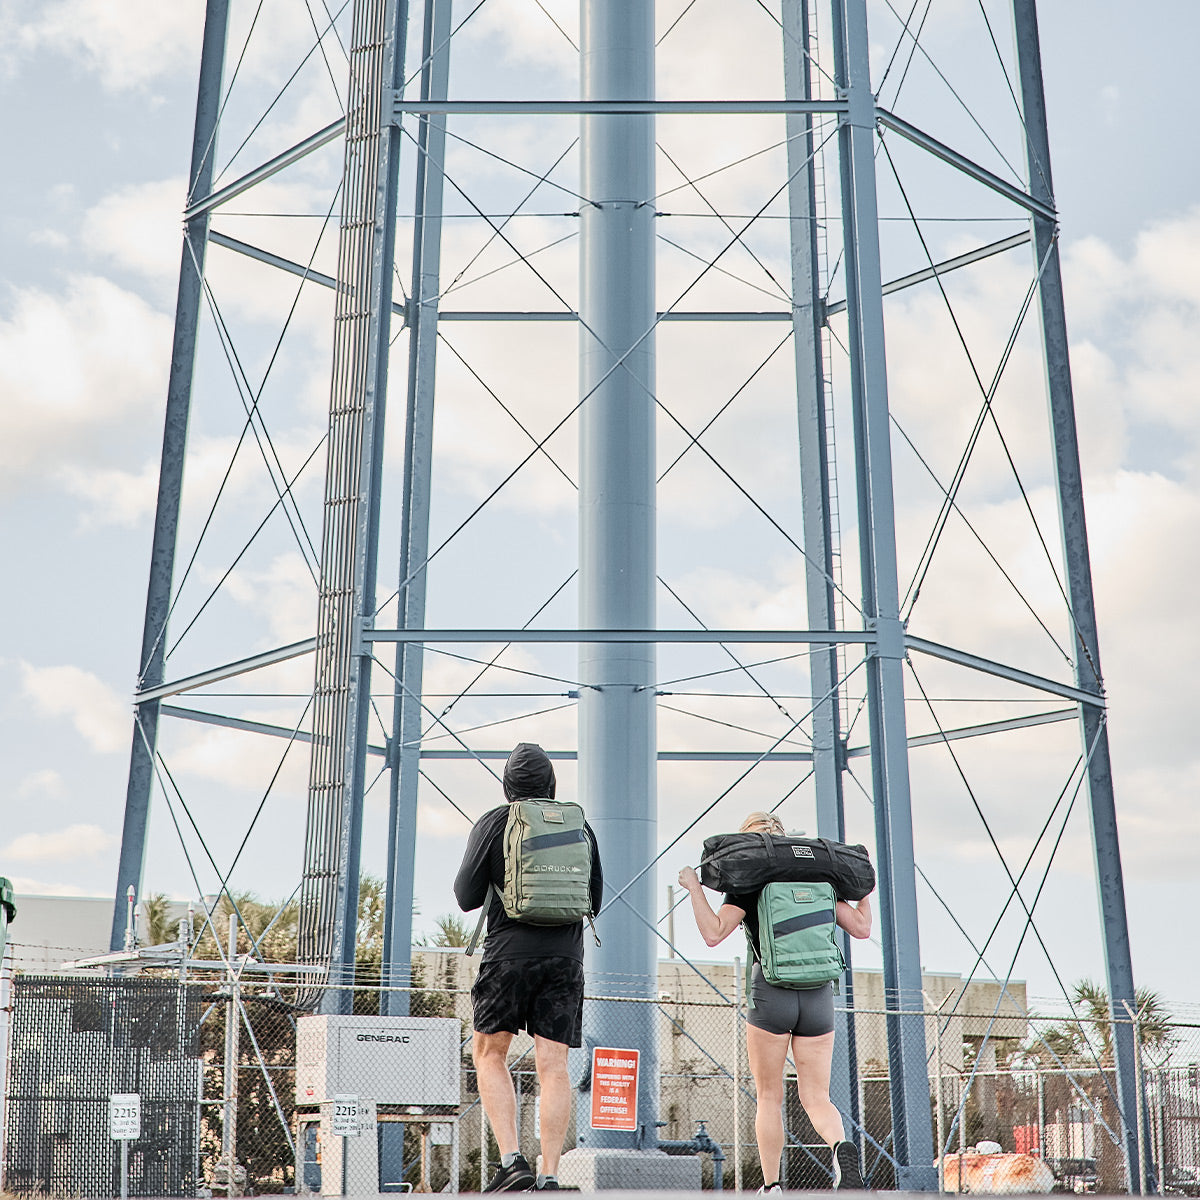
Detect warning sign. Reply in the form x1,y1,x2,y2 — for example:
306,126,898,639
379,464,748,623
589,1046,639,1131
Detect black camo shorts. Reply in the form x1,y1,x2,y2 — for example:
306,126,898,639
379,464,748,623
471,956,585,1046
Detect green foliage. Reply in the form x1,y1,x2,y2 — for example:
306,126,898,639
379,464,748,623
1023,978,1175,1068
191,891,300,964
141,892,178,946
426,913,471,947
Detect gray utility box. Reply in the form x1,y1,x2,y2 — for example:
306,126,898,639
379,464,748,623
295,1014,461,1107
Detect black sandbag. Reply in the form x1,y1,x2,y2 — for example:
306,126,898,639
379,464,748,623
699,832,875,900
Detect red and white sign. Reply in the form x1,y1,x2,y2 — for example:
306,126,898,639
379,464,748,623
589,1046,640,1131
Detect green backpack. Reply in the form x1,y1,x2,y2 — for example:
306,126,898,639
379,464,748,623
750,880,845,990
467,799,597,954
501,799,593,923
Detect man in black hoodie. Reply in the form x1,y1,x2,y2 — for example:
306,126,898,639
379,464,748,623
455,743,603,1192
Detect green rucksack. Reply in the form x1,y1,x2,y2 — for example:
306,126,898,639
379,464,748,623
467,799,598,954
749,880,845,991
502,798,593,923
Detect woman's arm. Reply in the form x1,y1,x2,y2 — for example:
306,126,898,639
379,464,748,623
835,893,873,940
678,866,746,947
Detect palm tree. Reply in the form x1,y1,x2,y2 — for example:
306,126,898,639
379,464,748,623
427,914,471,947
1027,979,1174,1069
141,892,178,946
1023,980,1174,1194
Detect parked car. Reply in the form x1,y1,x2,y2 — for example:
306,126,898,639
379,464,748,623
1047,1156,1097,1193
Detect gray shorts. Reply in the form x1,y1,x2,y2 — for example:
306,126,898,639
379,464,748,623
747,964,835,1037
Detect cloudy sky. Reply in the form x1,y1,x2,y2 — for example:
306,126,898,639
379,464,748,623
1,0,1198,1014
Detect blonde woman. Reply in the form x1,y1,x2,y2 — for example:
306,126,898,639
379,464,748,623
678,811,872,1192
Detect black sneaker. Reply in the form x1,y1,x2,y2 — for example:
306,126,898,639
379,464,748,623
833,1141,864,1190
756,1184,782,1194
485,1155,535,1192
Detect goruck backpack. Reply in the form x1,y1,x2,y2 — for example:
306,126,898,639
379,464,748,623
752,880,845,990
500,798,593,924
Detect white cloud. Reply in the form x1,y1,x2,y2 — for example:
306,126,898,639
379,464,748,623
81,179,186,288
19,662,130,754
222,551,320,646
17,769,66,800
1,0,204,92
167,718,310,795
3,823,117,863
0,275,171,492
60,460,161,527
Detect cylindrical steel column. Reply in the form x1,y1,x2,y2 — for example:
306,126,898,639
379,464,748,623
576,0,657,1149
111,0,232,951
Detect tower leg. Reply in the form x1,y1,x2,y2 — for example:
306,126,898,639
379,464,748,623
110,0,232,951
831,0,935,1185
1011,1,1142,1186
383,0,453,1019
781,0,860,1143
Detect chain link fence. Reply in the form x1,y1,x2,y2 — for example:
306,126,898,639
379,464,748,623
3,952,1198,1196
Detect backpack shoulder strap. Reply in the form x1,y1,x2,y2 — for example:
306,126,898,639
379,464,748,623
466,882,497,957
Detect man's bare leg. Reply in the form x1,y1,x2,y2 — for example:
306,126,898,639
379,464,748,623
474,1030,519,1156
533,1035,571,1176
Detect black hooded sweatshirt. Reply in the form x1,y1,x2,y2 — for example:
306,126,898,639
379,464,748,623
453,743,603,963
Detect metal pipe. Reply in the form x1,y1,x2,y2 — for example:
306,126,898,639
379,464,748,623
734,957,743,1192
576,0,658,1151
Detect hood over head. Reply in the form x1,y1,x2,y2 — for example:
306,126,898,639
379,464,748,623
503,742,556,801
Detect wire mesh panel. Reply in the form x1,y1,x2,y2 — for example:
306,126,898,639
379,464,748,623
6,963,1196,1195
3,975,204,1198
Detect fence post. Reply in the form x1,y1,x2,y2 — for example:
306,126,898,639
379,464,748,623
734,957,742,1192
1124,1000,1147,1195
479,1100,488,1190
1037,1070,1046,1161
222,914,240,1197
925,990,952,1193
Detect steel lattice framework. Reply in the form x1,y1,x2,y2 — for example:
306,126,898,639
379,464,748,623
110,0,1144,1187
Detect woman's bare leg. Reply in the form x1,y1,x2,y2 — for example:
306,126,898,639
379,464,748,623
791,1031,845,1146
746,1024,792,1184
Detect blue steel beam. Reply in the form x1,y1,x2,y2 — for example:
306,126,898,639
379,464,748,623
110,0,231,952
183,118,346,220
383,0,452,1019
1010,0,1143,1186
875,110,1056,221
576,0,659,1151
833,0,935,1185
210,230,1029,324
395,98,845,116
780,0,860,1140
161,702,1075,759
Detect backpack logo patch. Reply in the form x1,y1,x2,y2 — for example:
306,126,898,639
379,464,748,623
541,810,565,824
791,845,815,858
792,888,814,904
